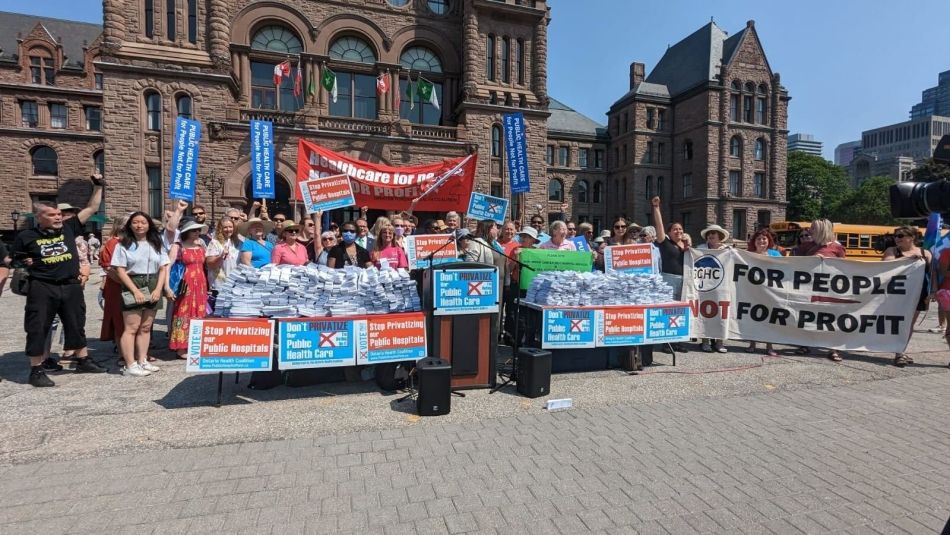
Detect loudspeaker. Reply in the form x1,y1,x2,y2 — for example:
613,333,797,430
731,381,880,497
416,358,451,416
516,348,552,399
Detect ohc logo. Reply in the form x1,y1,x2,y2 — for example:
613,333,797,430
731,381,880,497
693,255,724,292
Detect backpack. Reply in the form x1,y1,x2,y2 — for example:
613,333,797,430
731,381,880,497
10,267,30,296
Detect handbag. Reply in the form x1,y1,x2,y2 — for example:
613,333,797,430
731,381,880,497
10,267,30,296
121,285,153,307
168,260,185,296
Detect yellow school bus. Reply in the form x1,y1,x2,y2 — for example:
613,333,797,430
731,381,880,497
769,222,900,261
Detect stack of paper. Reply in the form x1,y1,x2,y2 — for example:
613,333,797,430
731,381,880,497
525,271,674,306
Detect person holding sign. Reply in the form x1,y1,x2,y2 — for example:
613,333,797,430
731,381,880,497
882,226,933,367
238,218,275,269
538,221,577,251
371,223,408,269
327,221,373,268
799,219,847,362
745,229,782,357
698,224,731,353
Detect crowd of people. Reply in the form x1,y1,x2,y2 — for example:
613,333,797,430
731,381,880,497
2,176,948,387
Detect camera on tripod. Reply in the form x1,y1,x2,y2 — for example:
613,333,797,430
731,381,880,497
889,134,950,218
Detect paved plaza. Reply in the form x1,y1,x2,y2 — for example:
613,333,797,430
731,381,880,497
1,281,949,534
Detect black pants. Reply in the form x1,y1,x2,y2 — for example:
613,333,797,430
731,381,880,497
25,280,86,357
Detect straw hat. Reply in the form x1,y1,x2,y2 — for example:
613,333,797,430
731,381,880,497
238,217,275,235
433,219,448,231
280,222,301,235
178,219,208,235
700,224,730,241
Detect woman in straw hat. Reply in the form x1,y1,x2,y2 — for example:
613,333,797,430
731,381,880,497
168,219,210,357
238,218,275,269
697,223,731,353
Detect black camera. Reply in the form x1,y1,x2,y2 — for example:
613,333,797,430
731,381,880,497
889,134,950,218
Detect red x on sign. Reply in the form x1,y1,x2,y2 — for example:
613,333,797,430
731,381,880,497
668,316,682,328
190,357,199,366
570,319,586,332
487,202,499,214
468,281,485,296
319,332,337,348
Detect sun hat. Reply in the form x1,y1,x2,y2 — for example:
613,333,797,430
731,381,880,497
517,226,539,241
178,219,208,235
280,222,301,234
238,217,275,236
700,224,730,242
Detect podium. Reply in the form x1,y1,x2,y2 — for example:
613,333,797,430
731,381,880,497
423,262,499,389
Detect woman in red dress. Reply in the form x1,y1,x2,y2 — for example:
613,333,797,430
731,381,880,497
167,220,209,357
99,216,126,344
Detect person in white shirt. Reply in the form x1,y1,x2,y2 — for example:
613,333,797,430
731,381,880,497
538,221,577,251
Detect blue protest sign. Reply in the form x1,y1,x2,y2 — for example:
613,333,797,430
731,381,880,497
277,319,356,369
503,112,530,194
571,237,591,252
250,120,275,199
169,117,201,201
541,308,596,349
467,192,509,224
432,267,499,316
643,304,690,343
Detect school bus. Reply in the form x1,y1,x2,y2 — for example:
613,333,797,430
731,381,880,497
769,222,901,261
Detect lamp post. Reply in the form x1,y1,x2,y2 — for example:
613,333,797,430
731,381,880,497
200,170,225,222
11,210,20,234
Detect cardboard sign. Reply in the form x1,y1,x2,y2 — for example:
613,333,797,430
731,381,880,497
467,192,509,224
571,237,591,252
596,307,646,346
186,318,273,372
250,120,275,199
169,117,201,201
541,307,596,348
356,312,427,364
604,244,654,274
432,267,500,315
405,234,459,270
299,174,356,214
644,304,691,343
503,112,531,194
277,318,356,369
518,249,593,291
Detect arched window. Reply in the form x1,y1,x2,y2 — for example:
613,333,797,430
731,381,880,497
31,146,58,176
683,140,693,160
548,178,563,201
427,0,449,15
730,136,742,158
743,82,755,122
93,150,104,176
327,36,378,120
490,125,502,157
645,176,653,200
577,180,589,203
754,138,766,160
593,181,603,203
176,94,192,119
250,26,304,112
329,36,376,63
252,25,303,54
145,91,161,131
400,46,443,125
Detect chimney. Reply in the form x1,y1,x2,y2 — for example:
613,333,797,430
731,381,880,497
630,62,645,90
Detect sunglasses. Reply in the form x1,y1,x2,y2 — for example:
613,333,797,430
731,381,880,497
638,233,648,238
230,216,241,221
614,225,627,229
305,223,315,227
567,227,576,231
321,237,335,241
193,212,205,216
285,229,298,234
894,233,912,238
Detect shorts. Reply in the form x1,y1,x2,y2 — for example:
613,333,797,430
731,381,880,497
25,279,86,357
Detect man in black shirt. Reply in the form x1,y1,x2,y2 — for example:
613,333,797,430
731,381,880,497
12,175,107,386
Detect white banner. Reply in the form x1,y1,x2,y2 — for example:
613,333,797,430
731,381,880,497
683,248,925,352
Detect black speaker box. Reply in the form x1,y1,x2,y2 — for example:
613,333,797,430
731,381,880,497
516,348,552,399
416,358,451,416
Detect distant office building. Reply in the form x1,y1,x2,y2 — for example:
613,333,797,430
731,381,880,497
787,133,823,157
834,140,861,167
910,70,950,119
849,115,950,186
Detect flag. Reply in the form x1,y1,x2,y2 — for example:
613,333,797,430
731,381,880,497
417,77,440,110
273,61,291,86
293,66,303,97
376,73,389,95
321,68,337,103
923,212,942,250
307,72,316,98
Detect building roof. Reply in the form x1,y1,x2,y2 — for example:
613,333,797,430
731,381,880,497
547,97,607,138
645,22,729,98
0,11,102,69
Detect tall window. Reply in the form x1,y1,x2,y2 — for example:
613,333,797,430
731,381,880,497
657,176,664,198
754,138,765,160
594,149,603,169
95,73,103,90
558,147,569,167
328,37,377,119
166,0,176,41
145,0,154,38
729,170,741,196
683,140,693,160
577,180,589,203
743,82,755,123
645,176,653,200
646,108,655,129
31,146,58,176
682,173,692,198
176,94,192,119
486,35,495,81
93,150,105,175
145,91,161,131
578,148,589,168
622,112,629,133
251,26,305,112
622,144,628,165
490,125,501,157
147,165,163,218
515,38,525,84
500,37,510,83
757,210,771,229
593,181,603,203
400,46,443,125
756,85,768,124
49,103,67,129
548,178,563,201
645,142,653,164
85,106,102,131
753,172,765,198
657,143,665,164
657,109,666,130
730,81,740,122
730,136,742,158
187,0,197,44
732,209,747,241
20,101,38,128
30,56,55,85
545,145,554,165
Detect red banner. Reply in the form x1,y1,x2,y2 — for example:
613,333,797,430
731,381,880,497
296,140,477,212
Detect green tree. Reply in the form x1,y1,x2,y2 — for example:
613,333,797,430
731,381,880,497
909,158,950,182
785,151,851,221
832,176,900,225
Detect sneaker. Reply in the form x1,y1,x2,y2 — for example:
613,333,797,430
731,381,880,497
123,363,151,377
74,358,107,374
29,368,55,387
140,362,160,373
41,358,63,372
701,341,713,353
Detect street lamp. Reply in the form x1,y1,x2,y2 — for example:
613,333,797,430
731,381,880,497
11,210,20,234
200,170,225,222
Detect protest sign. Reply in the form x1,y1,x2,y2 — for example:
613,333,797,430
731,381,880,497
571,237,591,252
643,304,691,343
604,244,654,274
596,307,646,346
432,267,499,315
356,312,427,364
467,192,508,224
518,249,593,291
277,318,356,369
299,174,356,214
169,117,201,201
503,112,531,194
541,307,596,348
683,248,925,352
405,234,459,270
185,318,273,372
250,119,275,199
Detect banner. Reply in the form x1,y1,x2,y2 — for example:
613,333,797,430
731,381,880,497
169,117,201,201
356,313,427,364
467,192,508,224
542,307,596,348
683,248,925,352
277,318,356,369
405,234,459,270
503,112,530,194
296,140,477,212
518,249,593,291
432,267,500,315
299,174,356,214
250,120,275,199
604,244,654,274
186,318,273,372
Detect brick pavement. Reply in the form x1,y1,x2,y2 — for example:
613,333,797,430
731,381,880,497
1,371,949,534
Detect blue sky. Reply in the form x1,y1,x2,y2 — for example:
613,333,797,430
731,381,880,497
5,0,949,160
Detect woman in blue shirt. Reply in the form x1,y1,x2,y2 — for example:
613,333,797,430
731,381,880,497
745,229,781,355
238,218,275,268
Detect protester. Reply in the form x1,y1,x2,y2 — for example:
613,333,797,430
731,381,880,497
529,214,551,242
639,226,663,273
13,175,106,386
206,217,241,302
462,220,499,264
498,221,520,340
112,211,168,377
937,245,950,357
369,216,391,243
609,216,630,246
238,218,275,268
882,226,933,367
59,204,91,288
191,205,211,244
316,232,336,265
697,224,731,353
798,218,847,361
577,223,594,249
445,211,461,232
790,228,815,256
371,223,409,269
87,233,101,262
566,222,578,239
270,223,309,266
498,221,519,259
538,221,577,251
652,197,687,296
296,214,321,263
167,220,209,358
0,241,9,298
355,217,374,249
391,216,408,248
420,220,439,235
745,228,781,356
327,221,373,268
511,226,539,293
265,212,288,245
99,215,127,348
